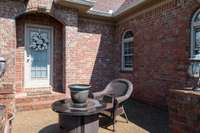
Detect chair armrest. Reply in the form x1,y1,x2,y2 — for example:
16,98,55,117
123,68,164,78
115,95,129,104
92,91,106,100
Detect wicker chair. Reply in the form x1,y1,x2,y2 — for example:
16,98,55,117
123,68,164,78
92,79,133,132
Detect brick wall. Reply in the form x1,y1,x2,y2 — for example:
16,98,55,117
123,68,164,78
0,0,23,87
114,0,200,107
0,0,24,111
76,18,115,92
168,89,200,133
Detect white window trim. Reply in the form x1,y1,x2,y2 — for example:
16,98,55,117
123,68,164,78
24,24,54,88
121,31,134,71
191,9,200,59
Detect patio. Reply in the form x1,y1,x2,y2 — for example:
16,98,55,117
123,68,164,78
13,100,169,133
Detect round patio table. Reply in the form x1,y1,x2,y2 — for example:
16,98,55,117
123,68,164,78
52,98,106,133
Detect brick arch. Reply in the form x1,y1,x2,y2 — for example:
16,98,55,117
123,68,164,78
15,10,66,26
14,0,66,25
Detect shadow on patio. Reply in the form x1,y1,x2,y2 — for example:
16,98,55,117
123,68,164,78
99,99,169,133
13,100,169,133
124,100,169,133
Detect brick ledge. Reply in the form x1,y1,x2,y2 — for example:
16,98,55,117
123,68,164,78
170,88,200,96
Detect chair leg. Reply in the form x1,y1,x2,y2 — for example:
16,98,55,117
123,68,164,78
122,106,129,123
113,123,115,132
112,110,116,132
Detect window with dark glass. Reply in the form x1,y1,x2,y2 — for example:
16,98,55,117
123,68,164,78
192,10,200,58
122,31,133,71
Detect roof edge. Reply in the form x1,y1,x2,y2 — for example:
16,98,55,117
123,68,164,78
87,8,113,17
85,0,151,18
113,0,146,16
54,0,96,8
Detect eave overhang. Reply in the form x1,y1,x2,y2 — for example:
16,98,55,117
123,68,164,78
54,0,96,12
54,0,167,22
114,0,164,20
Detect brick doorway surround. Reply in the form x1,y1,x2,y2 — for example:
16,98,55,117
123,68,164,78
12,0,76,111
16,13,64,96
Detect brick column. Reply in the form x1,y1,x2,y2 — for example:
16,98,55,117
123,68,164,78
0,17,17,112
64,26,78,97
168,89,200,133
53,5,78,96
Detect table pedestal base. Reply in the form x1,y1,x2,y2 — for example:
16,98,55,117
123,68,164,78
59,114,99,133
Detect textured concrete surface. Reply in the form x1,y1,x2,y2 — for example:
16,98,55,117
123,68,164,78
13,100,169,133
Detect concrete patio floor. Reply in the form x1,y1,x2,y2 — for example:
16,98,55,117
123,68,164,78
13,100,169,133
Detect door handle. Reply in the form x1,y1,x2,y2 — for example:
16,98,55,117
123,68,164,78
27,56,30,63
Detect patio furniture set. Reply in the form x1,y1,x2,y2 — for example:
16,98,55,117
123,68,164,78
52,79,133,133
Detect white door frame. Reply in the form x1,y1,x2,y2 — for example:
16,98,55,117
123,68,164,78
24,24,53,88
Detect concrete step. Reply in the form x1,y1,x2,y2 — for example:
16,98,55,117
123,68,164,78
16,101,54,112
16,93,66,104
27,90,52,96
16,92,66,112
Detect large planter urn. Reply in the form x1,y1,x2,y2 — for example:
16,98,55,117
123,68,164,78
68,84,91,107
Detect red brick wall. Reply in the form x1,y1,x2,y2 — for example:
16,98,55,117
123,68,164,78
114,0,200,107
0,1,23,86
15,13,64,93
0,0,24,111
77,18,115,92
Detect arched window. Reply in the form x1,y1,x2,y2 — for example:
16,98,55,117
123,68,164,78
191,9,200,59
121,31,133,71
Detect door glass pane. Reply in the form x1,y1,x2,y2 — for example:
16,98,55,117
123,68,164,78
29,29,49,80
31,50,48,79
